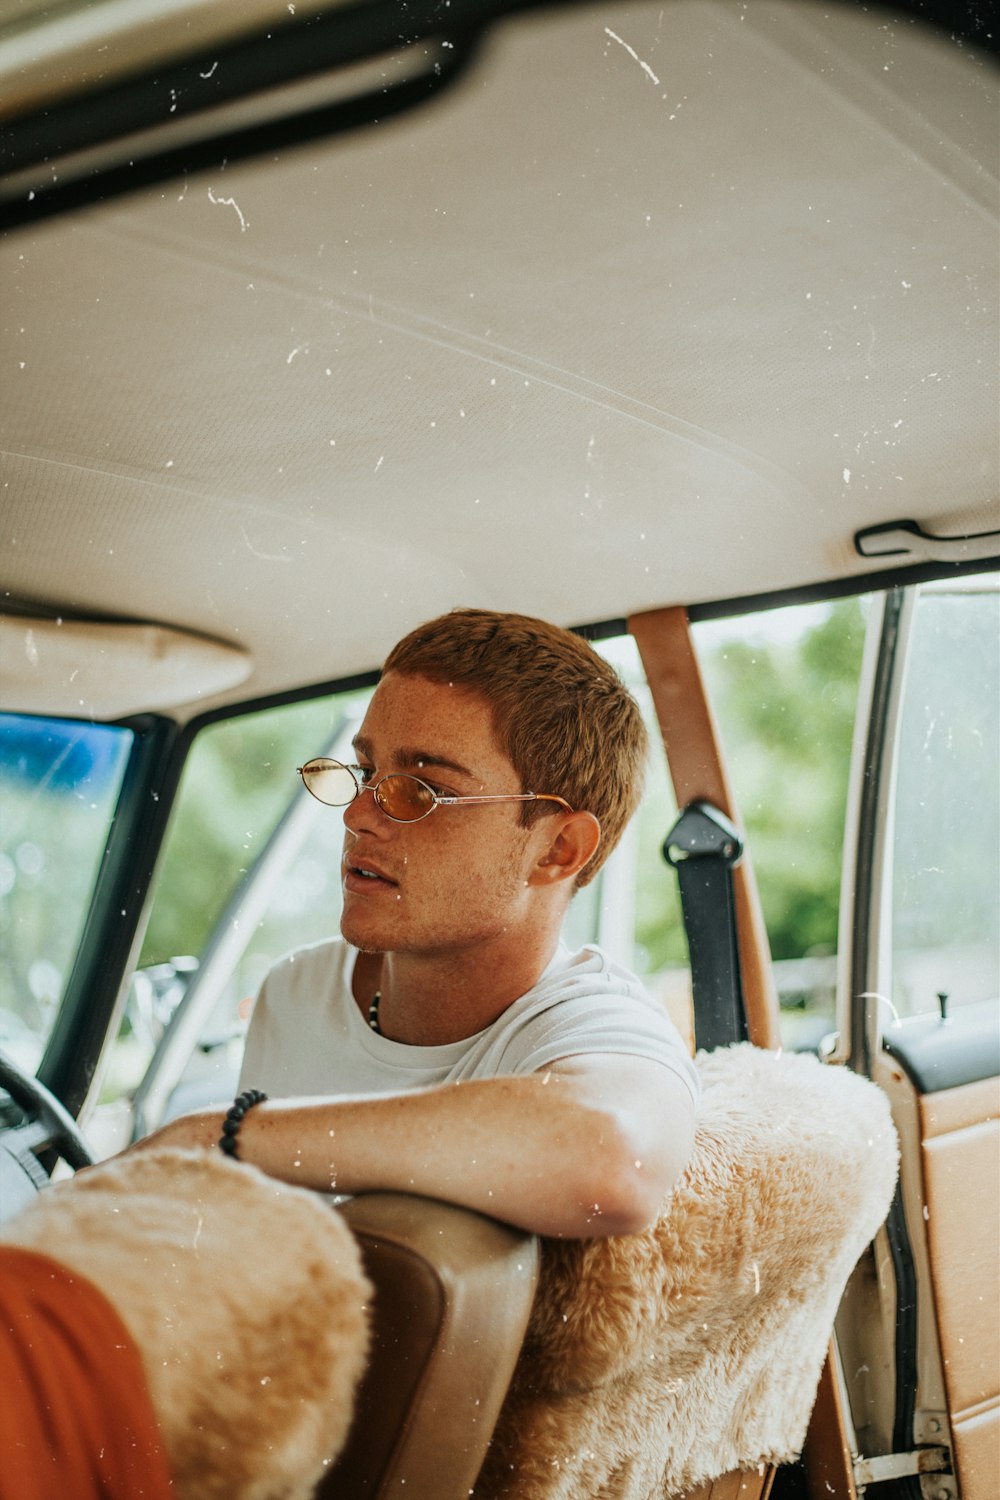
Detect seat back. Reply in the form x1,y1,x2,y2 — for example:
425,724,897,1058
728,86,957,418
475,1045,898,1500
321,1192,539,1500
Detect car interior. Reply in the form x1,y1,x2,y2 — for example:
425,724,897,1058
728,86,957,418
0,0,997,1497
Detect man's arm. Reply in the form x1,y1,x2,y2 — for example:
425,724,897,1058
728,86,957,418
140,1055,696,1238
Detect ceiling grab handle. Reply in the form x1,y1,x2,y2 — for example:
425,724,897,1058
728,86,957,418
855,518,1000,564
628,605,781,1051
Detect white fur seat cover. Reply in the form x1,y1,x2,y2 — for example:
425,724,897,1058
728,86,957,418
1,1147,371,1500
476,1044,899,1500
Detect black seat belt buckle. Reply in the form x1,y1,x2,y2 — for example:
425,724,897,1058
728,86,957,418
663,801,744,869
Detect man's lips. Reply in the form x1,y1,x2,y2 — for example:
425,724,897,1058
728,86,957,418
343,856,398,890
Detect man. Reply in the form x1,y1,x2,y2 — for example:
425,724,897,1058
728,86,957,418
151,610,698,1238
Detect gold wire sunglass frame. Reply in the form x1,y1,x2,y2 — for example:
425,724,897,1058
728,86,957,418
297,757,572,824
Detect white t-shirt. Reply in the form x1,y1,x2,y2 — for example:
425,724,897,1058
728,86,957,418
239,938,699,1106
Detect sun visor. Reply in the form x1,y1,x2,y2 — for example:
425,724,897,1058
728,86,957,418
0,613,251,720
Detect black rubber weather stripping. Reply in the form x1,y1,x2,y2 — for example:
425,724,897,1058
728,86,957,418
850,590,923,1500
848,588,906,1074
685,552,999,629
885,1183,923,1500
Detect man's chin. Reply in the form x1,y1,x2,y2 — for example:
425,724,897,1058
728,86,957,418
339,915,387,955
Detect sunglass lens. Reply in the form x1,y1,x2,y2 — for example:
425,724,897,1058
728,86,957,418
302,759,358,806
377,774,435,821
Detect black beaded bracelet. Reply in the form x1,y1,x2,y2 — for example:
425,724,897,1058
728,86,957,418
218,1088,268,1158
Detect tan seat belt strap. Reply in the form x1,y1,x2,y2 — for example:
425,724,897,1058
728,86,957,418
627,605,780,1050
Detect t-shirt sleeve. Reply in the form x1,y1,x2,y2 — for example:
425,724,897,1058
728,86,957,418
485,985,700,1107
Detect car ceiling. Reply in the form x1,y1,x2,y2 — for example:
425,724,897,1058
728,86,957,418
1,0,997,722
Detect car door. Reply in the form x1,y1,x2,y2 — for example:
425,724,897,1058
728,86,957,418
832,575,999,1500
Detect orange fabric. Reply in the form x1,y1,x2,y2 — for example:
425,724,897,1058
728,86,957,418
0,1245,174,1500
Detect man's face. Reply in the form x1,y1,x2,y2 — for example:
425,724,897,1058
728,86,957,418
339,671,544,957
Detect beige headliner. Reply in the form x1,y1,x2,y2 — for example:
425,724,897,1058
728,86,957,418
1,0,997,720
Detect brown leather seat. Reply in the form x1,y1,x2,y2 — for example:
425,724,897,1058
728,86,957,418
320,1192,539,1500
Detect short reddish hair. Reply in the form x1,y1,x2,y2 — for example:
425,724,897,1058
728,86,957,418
383,609,647,887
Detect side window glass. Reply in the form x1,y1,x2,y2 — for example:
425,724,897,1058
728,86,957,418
0,714,133,1072
140,696,357,968
890,580,999,1017
100,688,370,1128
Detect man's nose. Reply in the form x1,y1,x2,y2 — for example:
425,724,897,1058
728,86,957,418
342,782,385,834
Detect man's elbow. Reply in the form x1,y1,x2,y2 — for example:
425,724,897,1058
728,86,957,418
585,1160,676,1239
580,1105,696,1238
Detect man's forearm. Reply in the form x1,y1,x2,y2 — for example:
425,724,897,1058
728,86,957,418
144,1064,695,1238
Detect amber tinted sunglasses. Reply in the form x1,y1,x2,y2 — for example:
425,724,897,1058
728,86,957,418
297,757,572,824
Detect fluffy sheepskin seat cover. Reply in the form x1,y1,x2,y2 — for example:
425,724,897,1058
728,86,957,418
1,1147,371,1500
476,1045,899,1500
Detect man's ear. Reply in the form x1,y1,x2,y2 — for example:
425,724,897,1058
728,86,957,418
528,811,601,887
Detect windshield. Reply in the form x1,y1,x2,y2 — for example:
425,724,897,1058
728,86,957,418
0,713,133,1072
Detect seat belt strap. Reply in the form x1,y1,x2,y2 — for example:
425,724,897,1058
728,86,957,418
664,801,749,1051
628,605,780,1050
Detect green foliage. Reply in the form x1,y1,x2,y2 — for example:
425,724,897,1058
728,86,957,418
704,600,866,960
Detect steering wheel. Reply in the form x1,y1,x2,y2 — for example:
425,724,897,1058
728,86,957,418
0,1047,95,1173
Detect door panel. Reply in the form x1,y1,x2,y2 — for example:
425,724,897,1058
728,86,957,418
919,1079,1000,1500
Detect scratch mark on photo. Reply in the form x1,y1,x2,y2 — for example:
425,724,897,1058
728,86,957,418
207,187,248,232
604,28,660,86
240,523,291,562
